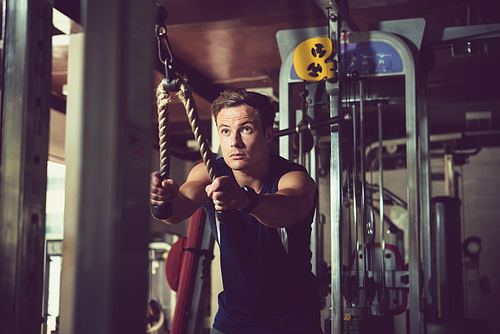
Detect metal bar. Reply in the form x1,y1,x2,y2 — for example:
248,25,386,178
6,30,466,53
377,102,387,307
329,91,343,334
313,0,359,32
358,81,370,311
0,0,52,333
298,88,307,166
304,82,319,276
425,23,500,46
328,12,343,334
352,103,363,307
71,1,154,333
419,88,437,323
42,252,51,334
359,81,367,249
278,50,295,160
401,40,423,334
273,114,348,138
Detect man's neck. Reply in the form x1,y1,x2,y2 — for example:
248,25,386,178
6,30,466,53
232,154,270,193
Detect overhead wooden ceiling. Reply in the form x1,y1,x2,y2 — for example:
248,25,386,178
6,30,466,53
51,0,500,157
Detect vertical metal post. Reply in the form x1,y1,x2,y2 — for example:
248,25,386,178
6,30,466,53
279,70,295,160
352,104,358,257
70,1,154,333
352,103,364,306
328,90,343,334
304,82,319,275
403,46,423,334
377,103,386,308
419,87,437,323
0,0,52,333
359,80,367,251
328,11,343,334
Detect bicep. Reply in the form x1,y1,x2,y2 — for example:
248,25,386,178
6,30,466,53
178,163,212,213
276,171,317,216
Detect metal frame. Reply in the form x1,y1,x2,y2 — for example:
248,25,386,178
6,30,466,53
0,1,52,332
277,25,424,332
348,29,422,333
276,21,345,334
67,1,155,333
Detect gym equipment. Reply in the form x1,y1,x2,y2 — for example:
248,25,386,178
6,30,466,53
167,207,214,334
0,2,53,333
151,4,174,219
150,4,236,224
277,9,422,332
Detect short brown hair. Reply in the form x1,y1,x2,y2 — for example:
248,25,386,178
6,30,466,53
211,88,276,131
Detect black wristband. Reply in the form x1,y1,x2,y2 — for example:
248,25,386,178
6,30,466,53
240,186,260,214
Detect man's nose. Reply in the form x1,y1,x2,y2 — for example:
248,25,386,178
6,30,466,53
230,132,243,147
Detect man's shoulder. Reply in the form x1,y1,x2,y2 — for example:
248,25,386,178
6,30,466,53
185,163,212,185
270,154,307,173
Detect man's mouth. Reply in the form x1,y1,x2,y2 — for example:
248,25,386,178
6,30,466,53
230,152,245,159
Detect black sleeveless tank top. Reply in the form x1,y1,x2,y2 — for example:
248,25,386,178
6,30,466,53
204,155,321,333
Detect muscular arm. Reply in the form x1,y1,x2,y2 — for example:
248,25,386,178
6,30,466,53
252,171,317,228
207,170,317,228
150,163,211,224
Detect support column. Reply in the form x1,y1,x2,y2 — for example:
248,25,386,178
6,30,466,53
0,0,52,333
59,31,85,334
68,1,155,333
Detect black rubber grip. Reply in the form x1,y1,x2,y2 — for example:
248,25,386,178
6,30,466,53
216,209,239,224
151,202,173,220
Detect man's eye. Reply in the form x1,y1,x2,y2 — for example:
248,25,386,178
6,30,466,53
221,129,229,135
242,127,253,133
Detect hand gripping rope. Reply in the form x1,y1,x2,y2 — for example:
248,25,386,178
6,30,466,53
150,85,173,219
154,77,238,223
150,3,175,219
151,4,237,223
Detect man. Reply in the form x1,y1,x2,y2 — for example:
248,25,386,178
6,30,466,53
150,88,322,333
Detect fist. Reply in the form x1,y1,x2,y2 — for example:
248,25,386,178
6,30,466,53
205,176,249,211
150,171,179,206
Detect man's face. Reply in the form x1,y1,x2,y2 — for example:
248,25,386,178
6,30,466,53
216,104,273,172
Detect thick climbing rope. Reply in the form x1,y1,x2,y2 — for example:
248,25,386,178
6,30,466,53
156,76,217,180
156,83,171,180
156,76,236,224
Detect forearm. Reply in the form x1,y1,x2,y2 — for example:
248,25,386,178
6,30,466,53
155,163,211,225
249,193,315,228
161,186,209,224
159,195,196,225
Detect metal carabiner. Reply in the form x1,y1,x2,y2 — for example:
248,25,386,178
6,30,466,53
155,4,177,92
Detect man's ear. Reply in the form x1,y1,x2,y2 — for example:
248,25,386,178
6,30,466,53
265,127,273,143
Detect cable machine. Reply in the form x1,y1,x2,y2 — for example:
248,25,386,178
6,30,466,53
276,4,424,333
